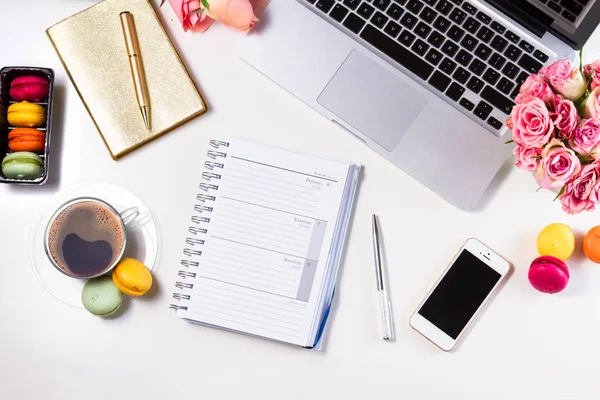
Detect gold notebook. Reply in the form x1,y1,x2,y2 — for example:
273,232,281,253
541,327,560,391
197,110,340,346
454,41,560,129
47,0,206,160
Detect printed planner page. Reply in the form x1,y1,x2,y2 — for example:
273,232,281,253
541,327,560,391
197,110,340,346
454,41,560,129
179,138,353,345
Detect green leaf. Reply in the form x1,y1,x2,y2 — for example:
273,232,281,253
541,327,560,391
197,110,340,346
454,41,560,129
191,8,205,15
505,139,514,144
554,186,565,201
577,153,594,164
201,0,210,9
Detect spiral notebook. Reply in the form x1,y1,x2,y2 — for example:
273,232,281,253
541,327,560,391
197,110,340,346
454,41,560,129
170,138,361,348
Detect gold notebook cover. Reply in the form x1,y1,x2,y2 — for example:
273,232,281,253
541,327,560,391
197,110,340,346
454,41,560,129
47,0,206,160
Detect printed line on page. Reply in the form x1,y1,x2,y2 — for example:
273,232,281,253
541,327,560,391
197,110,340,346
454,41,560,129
230,156,339,183
199,275,300,301
222,196,326,222
212,235,317,261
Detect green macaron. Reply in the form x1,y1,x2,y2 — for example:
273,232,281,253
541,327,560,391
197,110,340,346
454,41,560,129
1,151,43,179
82,276,123,317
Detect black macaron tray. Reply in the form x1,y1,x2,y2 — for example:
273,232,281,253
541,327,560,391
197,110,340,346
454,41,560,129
0,66,55,185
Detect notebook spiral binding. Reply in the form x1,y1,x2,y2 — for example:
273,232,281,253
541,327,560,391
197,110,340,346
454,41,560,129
169,140,230,312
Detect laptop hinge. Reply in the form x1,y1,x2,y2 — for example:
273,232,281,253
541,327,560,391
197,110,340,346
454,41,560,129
483,0,553,38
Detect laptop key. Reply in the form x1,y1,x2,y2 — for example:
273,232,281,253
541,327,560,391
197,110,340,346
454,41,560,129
561,0,583,15
426,48,443,65
400,12,418,28
360,25,434,79
449,8,467,23
562,9,577,22
497,77,515,95
420,6,438,23
428,30,446,47
343,13,366,33
358,2,376,18
490,53,506,69
330,4,350,22
449,0,463,5
343,0,361,10
478,101,493,114
384,20,402,37
441,40,459,56
476,26,494,43
518,54,543,74
316,0,336,13
453,67,471,84
490,21,505,34
516,71,530,86
433,16,452,32
447,24,465,41
464,17,481,33
429,71,452,91
474,43,492,61
440,57,458,74
435,0,454,15
407,0,425,13
473,105,490,120
412,39,430,56
488,116,503,130
519,40,534,53
415,22,433,38
466,76,484,93
399,30,417,46
373,0,392,11
372,11,390,28
461,2,477,14
490,35,508,52
505,30,520,43
446,82,465,101
423,0,437,5
475,11,491,24
469,59,486,75
483,68,500,85
455,49,473,66
502,62,519,79
533,49,549,63
481,85,515,114
386,3,404,19
505,44,523,61
460,98,475,110
460,34,478,51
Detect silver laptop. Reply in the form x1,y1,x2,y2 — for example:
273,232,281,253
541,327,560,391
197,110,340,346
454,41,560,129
240,0,598,209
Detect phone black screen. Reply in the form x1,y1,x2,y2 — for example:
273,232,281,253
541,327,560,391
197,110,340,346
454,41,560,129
418,250,501,339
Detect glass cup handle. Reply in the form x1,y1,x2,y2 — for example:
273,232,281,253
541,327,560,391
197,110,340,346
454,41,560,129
120,206,139,226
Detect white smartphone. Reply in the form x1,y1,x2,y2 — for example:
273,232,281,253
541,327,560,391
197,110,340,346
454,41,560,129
409,238,510,351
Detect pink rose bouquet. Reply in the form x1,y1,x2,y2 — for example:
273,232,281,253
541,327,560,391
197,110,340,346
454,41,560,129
165,0,258,33
508,57,600,214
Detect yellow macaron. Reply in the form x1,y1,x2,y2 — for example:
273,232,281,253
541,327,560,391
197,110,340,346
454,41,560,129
112,258,153,296
7,101,46,127
537,223,575,261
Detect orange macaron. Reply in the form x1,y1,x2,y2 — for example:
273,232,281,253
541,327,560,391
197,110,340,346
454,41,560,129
8,128,46,153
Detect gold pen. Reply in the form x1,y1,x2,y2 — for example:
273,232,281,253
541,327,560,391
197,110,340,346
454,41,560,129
120,11,151,130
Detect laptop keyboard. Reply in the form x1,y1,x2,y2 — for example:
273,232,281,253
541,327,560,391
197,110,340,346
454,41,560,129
536,0,592,22
304,0,552,133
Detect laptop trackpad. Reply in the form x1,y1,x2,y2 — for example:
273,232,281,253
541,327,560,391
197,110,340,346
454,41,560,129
317,50,428,151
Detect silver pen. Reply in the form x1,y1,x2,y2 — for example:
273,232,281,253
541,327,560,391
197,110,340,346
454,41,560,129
372,214,393,341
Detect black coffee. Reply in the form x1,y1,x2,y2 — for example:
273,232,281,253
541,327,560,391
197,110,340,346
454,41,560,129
48,201,124,277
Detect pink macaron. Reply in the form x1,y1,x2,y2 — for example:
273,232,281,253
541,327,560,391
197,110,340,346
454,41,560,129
9,76,49,102
528,256,569,294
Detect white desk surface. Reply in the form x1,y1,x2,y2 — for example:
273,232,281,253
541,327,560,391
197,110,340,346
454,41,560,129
2,1,600,398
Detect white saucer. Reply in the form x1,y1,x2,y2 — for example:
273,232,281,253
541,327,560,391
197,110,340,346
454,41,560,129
29,181,160,308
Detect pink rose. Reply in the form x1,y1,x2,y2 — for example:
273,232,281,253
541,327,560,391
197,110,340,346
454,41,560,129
584,60,600,91
571,118,600,157
515,74,556,105
168,0,257,32
582,87,600,119
534,139,581,189
514,146,541,172
540,59,587,101
511,97,554,148
205,0,258,32
552,99,579,139
560,161,600,214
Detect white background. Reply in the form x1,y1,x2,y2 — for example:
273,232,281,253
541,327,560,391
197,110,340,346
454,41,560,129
2,1,600,398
